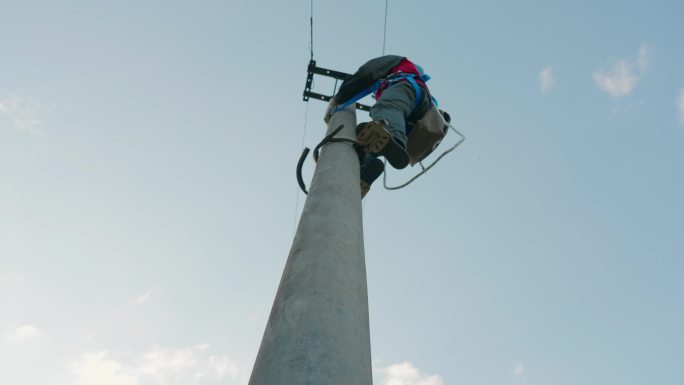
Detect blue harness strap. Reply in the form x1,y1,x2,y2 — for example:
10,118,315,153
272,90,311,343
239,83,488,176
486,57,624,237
333,80,381,113
334,72,432,114
405,76,423,112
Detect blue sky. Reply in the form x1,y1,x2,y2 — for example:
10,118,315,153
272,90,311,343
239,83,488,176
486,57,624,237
1,1,683,384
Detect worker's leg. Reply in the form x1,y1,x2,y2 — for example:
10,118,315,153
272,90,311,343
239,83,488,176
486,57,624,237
359,158,384,198
369,82,416,146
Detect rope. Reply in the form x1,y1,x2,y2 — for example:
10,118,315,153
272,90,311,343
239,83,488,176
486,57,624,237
382,0,389,55
382,124,466,190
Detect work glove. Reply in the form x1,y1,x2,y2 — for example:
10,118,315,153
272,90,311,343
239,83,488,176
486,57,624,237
323,97,338,124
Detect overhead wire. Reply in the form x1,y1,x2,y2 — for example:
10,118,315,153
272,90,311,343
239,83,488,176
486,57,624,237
293,102,310,234
382,0,389,55
309,0,314,60
377,0,465,191
294,0,315,235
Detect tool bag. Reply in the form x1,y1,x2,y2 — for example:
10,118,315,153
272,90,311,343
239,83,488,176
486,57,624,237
407,106,450,165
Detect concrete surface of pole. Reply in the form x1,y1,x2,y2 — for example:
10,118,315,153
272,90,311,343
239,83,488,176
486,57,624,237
248,105,372,385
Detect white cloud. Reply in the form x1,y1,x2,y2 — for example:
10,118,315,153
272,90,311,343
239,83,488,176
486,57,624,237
72,352,139,385
0,95,44,135
132,289,154,305
637,45,649,70
5,324,42,344
539,67,555,94
70,344,239,385
375,362,443,385
513,365,524,376
593,61,638,97
513,364,528,384
139,344,238,382
593,45,649,98
677,88,684,125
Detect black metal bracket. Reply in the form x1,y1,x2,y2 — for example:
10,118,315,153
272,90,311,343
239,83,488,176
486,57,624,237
302,60,371,112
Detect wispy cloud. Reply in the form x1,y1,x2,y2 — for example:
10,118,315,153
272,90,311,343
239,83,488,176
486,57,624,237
375,362,443,385
139,344,239,382
677,89,684,125
71,344,239,385
5,324,42,345
132,289,154,305
513,364,528,384
539,67,555,94
593,45,649,98
0,95,44,135
71,352,139,385
637,46,649,70
593,61,638,97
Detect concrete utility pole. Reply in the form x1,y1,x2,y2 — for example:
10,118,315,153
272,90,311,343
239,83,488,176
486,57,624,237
248,106,372,385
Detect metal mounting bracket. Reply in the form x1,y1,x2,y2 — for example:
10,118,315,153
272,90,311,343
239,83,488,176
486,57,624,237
302,60,371,112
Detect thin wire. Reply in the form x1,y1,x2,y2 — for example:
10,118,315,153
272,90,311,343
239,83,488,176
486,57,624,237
382,124,466,190
354,0,389,208
370,0,390,205
309,0,314,59
293,102,311,235
382,0,389,55
295,0,314,234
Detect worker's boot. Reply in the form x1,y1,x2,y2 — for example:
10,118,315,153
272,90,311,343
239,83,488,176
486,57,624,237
356,120,409,169
360,157,384,198
354,142,370,165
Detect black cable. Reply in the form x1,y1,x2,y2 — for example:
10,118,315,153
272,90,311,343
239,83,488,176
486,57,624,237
296,124,359,195
309,0,314,60
312,124,355,162
296,148,310,194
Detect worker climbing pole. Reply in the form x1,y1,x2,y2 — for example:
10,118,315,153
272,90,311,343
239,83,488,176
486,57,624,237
299,54,465,195
298,0,465,196
249,1,465,384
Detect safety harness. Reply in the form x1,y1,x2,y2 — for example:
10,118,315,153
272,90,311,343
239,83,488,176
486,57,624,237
333,72,435,114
